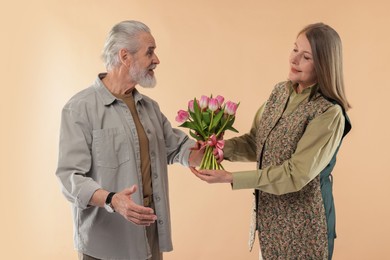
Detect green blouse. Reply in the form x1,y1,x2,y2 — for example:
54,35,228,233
224,85,345,195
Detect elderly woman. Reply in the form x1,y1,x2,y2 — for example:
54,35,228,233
191,23,351,260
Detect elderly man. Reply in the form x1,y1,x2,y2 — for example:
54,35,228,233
56,20,201,260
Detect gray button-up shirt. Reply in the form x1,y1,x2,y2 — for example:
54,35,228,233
56,74,195,260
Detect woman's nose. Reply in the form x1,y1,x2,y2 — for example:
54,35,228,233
291,53,300,64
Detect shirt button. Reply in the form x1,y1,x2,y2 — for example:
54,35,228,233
151,152,155,157
146,129,151,134
155,196,161,202
153,174,158,179
158,220,163,225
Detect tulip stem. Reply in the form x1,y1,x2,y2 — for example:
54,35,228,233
208,111,214,132
216,114,230,137
199,144,223,170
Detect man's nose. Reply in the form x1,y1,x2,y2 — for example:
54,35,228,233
153,54,160,64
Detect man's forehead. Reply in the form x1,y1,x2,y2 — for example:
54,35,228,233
137,32,156,48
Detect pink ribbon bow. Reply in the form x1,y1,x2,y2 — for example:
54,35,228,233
205,134,225,163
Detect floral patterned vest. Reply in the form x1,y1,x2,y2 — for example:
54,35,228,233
254,82,333,259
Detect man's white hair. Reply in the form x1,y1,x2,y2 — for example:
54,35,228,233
101,20,151,71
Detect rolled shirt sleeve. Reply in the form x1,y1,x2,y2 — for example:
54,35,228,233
231,105,345,195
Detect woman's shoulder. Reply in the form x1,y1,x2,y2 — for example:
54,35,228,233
270,81,294,95
266,81,291,99
323,102,351,137
324,102,343,116
273,81,290,89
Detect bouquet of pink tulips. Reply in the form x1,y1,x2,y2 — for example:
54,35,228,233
175,95,239,170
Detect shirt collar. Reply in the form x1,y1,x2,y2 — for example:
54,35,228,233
94,73,144,105
132,88,143,104
288,81,316,95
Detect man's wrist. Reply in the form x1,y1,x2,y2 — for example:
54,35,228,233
104,192,116,213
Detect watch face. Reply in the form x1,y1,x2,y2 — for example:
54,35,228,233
104,203,114,213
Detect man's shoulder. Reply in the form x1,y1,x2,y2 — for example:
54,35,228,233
63,85,98,111
69,86,96,100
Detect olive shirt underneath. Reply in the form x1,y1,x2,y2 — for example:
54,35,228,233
113,91,152,198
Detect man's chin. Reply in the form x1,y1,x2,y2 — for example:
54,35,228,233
138,77,157,88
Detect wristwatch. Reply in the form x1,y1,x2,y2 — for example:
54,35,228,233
104,192,116,213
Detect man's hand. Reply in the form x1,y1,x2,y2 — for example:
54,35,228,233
112,185,157,226
188,142,205,167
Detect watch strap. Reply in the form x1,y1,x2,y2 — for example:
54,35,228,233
105,192,116,205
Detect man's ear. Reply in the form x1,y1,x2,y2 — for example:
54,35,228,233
119,48,132,67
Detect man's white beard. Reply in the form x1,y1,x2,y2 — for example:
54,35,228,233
130,61,157,88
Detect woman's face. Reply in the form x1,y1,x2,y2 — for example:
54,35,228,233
288,33,317,90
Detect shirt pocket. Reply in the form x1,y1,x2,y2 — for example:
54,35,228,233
92,127,130,169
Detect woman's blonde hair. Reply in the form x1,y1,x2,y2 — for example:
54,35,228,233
300,23,351,111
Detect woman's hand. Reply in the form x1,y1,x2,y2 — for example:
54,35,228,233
190,167,233,184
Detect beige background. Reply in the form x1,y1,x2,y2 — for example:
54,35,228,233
1,0,389,259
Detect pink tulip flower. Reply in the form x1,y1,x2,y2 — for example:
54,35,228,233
208,98,219,112
215,95,225,106
199,95,209,110
175,110,189,123
225,101,238,115
188,100,195,113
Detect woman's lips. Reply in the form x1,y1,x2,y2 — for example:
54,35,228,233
291,67,301,73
